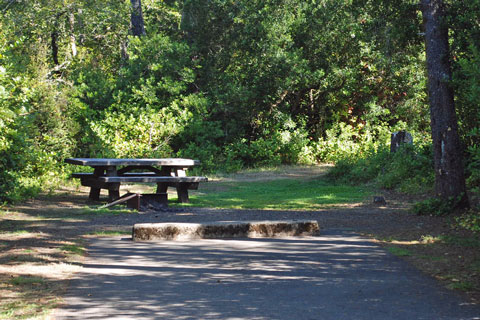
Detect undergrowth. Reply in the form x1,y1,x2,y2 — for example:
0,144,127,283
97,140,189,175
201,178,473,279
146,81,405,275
327,143,434,194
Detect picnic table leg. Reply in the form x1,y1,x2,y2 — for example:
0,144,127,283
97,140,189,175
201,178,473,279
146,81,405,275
108,183,120,202
177,183,189,203
88,167,105,201
156,182,168,194
89,187,101,201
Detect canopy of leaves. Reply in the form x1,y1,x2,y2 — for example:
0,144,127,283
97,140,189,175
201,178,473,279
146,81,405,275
0,0,479,202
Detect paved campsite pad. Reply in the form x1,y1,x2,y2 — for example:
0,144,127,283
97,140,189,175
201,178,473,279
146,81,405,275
55,230,480,320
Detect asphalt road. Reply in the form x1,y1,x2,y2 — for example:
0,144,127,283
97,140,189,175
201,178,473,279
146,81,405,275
55,230,480,320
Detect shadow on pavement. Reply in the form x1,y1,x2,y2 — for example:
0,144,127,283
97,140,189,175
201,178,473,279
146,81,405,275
55,230,480,320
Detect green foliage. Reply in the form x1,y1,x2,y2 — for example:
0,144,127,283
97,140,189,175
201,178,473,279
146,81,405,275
449,0,480,147
76,34,204,159
314,121,392,163
466,137,480,193
377,144,434,193
325,122,434,194
455,211,480,233
0,0,479,202
223,114,313,169
0,47,75,202
412,197,460,217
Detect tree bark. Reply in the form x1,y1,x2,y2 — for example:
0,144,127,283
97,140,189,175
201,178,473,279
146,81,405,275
421,0,469,208
130,0,146,37
69,11,77,58
51,30,59,65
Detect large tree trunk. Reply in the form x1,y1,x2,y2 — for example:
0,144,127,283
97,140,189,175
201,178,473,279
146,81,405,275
421,0,469,208
130,0,146,37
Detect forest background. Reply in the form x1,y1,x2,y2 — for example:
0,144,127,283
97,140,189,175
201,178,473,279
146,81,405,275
0,0,479,223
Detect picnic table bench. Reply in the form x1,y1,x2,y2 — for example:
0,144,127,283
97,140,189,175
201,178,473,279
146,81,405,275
65,158,207,204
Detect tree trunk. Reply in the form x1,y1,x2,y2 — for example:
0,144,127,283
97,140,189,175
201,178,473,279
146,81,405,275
51,30,59,65
69,11,77,58
421,0,469,208
130,0,146,37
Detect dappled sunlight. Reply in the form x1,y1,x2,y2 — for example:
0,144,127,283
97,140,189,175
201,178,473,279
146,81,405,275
2,164,478,317
55,232,480,319
0,262,82,280
0,231,50,241
209,165,332,183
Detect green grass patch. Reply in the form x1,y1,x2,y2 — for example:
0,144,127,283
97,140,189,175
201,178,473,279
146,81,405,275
89,230,131,236
0,301,56,320
9,276,45,286
447,281,475,291
80,206,136,215
60,244,85,255
173,178,371,210
387,247,412,257
1,230,30,236
440,235,480,248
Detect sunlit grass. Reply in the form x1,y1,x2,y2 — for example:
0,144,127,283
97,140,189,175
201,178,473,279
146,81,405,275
173,178,371,210
89,230,130,236
0,301,53,320
9,276,45,286
0,230,30,236
80,206,136,215
60,244,85,255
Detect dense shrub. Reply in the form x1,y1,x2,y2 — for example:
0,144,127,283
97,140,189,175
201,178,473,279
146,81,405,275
326,126,434,194
466,138,480,193
413,196,465,217
0,66,75,202
174,117,225,172
222,114,313,169
455,211,480,233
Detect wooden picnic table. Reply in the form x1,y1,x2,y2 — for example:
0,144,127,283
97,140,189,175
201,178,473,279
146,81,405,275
65,158,207,203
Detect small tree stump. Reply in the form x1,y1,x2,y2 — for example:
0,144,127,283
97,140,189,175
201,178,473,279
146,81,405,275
373,196,387,205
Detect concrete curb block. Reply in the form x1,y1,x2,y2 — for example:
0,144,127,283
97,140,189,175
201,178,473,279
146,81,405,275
132,220,320,241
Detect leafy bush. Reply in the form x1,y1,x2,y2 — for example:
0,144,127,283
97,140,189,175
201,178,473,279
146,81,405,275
174,117,225,172
88,104,189,158
0,61,74,203
412,197,462,216
314,120,392,163
455,211,480,233
326,129,434,194
466,134,480,193
377,144,434,193
223,114,312,169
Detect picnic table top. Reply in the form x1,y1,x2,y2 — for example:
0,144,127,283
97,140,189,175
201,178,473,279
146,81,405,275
64,158,200,167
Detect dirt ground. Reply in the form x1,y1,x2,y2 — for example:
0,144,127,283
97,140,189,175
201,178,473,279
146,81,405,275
1,166,479,318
